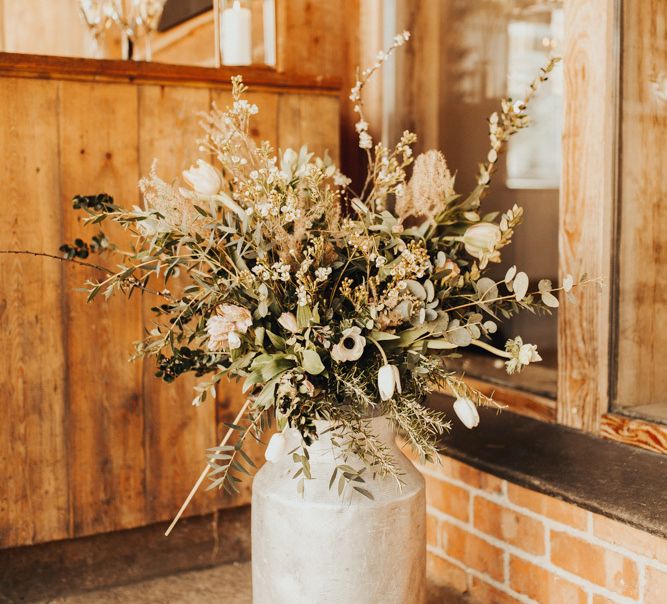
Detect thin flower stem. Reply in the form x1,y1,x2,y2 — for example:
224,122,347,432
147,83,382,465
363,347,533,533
0,249,111,273
164,398,251,537
471,339,512,359
367,336,388,364
0,250,170,298
444,278,599,315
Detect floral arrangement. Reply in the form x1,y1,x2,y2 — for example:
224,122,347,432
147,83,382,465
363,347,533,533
54,32,585,498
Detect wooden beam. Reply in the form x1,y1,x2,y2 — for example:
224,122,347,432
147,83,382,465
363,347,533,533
557,0,619,431
0,51,341,92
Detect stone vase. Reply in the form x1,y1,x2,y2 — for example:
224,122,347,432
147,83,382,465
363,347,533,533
251,415,426,604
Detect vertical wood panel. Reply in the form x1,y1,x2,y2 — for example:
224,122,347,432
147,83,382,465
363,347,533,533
0,78,69,548
0,71,340,547
137,84,219,521
614,0,667,410
278,94,340,162
58,81,147,536
557,0,617,430
276,1,342,79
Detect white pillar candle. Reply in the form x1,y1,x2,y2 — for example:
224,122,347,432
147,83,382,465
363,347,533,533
220,0,252,66
262,0,276,66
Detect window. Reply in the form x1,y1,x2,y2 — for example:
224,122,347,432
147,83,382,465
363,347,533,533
610,0,667,425
386,0,565,416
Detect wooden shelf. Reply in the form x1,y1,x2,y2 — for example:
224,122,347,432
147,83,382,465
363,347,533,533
0,52,341,93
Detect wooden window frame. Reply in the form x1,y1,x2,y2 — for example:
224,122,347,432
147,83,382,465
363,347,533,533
447,0,667,454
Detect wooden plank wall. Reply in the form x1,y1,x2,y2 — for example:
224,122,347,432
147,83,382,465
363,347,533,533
0,75,339,549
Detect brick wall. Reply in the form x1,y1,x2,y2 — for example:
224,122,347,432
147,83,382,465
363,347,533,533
414,455,667,604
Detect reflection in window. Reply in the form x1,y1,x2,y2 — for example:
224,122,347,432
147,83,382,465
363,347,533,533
612,0,667,423
506,8,563,189
389,0,564,398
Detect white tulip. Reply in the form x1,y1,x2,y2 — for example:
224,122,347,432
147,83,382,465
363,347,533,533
182,159,222,196
453,397,480,429
331,326,366,362
378,364,398,401
463,223,501,266
278,312,299,333
392,365,402,394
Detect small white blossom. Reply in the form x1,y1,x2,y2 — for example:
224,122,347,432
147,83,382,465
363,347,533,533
334,171,351,187
355,120,369,133
252,264,271,281
315,267,332,282
271,262,291,282
359,131,373,149
297,285,311,307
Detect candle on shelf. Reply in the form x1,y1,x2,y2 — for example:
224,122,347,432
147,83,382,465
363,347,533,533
220,0,252,66
263,0,276,66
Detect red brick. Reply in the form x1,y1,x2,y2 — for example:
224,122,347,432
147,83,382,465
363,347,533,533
510,556,587,603
591,595,619,604
551,530,639,598
507,483,588,530
645,566,667,604
474,496,545,555
424,473,470,522
427,552,468,593
440,520,504,581
424,455,485,488
426,512,440,548
479,473,505,494
593,514,667,565
469,577,521,604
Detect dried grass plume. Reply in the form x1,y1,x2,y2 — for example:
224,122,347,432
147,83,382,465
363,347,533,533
395,150,456,221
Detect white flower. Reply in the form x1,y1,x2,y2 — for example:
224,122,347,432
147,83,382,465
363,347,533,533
278,312,299,333
519,343,542,366
264,428,302,463
453,397,480,429
331,326,366,362
463,223,502,267
182,159,222,196
227,331,242,350
392,365,402,394
271,262,291,282
334,171,351,187
504,336,542,374
315,266,332,282
355,119,369,133
359,131,373,149
206,316,230,351
378,364,399,401
296,285,311,307
205,304,252,351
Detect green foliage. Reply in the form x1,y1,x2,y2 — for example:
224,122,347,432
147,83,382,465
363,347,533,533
60,39,588,497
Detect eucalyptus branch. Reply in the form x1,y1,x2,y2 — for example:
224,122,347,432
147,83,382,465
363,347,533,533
0,249,171,299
